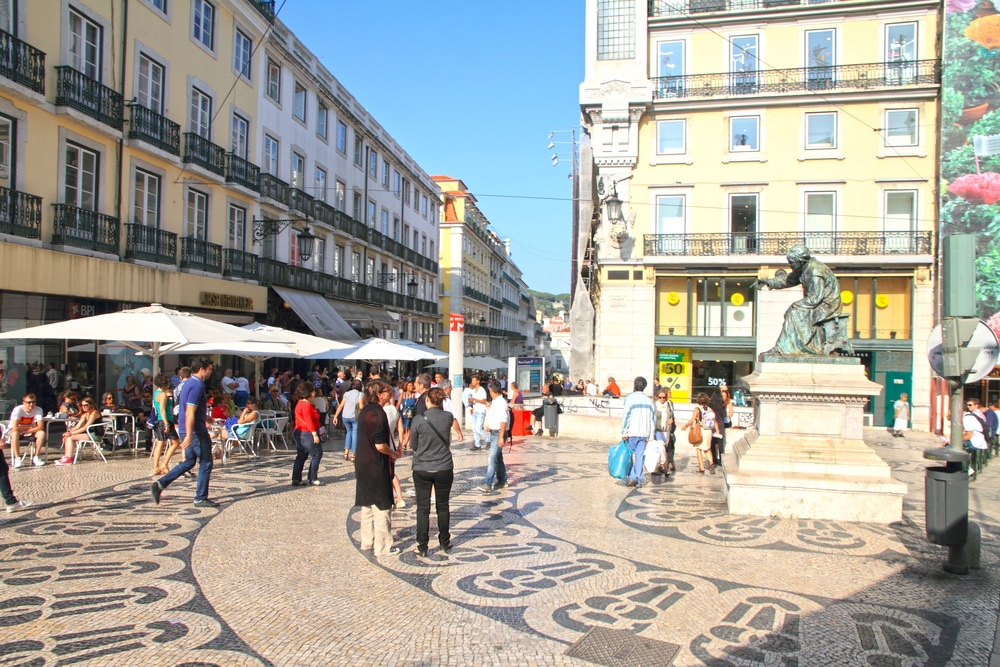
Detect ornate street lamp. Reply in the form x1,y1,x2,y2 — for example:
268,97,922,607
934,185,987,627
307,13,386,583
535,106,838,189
252,218,317,262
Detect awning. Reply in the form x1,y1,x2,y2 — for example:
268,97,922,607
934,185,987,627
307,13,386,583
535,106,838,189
272,286,361,342
327,300,396,330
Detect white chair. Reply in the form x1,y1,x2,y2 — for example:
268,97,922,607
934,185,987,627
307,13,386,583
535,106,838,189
74,420,110,464
260,414,289,451
223,420,258,463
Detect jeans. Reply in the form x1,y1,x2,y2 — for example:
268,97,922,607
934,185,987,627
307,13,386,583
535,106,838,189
344,417,358,453
292,430,323,483
159,431,213,501
0,450,16,505
413,468,454,550
484,430,507,487
625,436,647,484
472,412,487,448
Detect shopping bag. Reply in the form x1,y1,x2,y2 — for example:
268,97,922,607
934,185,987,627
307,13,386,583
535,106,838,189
608,440,631,479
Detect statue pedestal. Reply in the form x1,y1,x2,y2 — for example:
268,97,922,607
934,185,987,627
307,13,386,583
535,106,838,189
724,359,905,523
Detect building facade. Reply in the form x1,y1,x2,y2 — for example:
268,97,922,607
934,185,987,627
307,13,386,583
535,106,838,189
579,0,938,428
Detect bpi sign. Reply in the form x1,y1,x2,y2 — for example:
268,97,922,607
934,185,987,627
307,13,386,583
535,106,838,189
449,313,464,332
927,318,1000,383
68,302,96,319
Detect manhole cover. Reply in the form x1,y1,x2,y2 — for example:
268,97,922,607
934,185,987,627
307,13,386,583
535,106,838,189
564,626,680,666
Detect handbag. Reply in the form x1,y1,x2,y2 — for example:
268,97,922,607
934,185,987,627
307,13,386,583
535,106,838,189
688,422,703,445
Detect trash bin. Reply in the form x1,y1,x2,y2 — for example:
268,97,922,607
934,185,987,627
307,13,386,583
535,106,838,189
924,447,970,546
543,397,561,437
511,408,528,437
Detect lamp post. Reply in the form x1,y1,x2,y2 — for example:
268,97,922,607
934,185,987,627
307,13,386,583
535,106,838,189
376,270,419,297
252,218,317,262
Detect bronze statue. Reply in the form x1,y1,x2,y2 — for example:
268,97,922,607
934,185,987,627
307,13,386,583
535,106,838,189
753,244,853,358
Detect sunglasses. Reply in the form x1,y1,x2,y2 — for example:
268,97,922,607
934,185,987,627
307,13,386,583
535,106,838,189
23,400,34,404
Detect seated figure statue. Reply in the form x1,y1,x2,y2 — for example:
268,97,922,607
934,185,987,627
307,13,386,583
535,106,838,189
753,244,853,358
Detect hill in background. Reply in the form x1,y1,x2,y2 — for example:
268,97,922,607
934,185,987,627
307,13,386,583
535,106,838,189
529,290,571,319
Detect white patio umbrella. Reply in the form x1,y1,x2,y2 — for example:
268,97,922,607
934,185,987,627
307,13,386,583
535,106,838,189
308,337,433,365
0,303,289,377
176,323,356,396
396,339,447,360
426,355,506,371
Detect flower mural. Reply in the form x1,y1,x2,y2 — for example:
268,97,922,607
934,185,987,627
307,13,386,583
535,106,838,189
965,15,1000,50
947,172,1000,204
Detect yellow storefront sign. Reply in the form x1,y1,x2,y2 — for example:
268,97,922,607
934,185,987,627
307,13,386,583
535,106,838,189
657,348,691,402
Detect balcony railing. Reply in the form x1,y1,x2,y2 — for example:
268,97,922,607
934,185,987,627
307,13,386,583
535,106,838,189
128,105,180,155
55,66,123,129
643,231,934,257
224,248,259,280
247,0,276,21
650,0,852,16
0,186,42,239
225,153,260,191
180,236,223,273
183,133,225,176
125,223,176,265
652,60,939,101
52,204,119,254
0,29,45,94
290,188,314,217
259,173,290,206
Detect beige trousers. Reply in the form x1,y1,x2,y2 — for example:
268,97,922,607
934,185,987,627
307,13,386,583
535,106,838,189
359,505,393,557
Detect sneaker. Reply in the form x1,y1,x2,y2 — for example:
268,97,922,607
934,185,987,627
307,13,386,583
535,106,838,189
395,499,406,508
493,481,508,491
476,483,493,494
151,482,162,505
440,541,453,553
406,488,417,497
32,456,45,467
54,456,73,466
12,456,22,468
193,499,220,508
310,480,322,486
5,499,33,513
291,481,305,487
535,429,543,436
626,478,637,487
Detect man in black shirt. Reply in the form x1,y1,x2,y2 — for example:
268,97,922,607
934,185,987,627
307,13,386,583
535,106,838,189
412,373,432,416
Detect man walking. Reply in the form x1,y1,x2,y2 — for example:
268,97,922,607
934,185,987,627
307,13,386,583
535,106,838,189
468,375,488,451
621,376,656,488
152,357,219,508
478,381,509,495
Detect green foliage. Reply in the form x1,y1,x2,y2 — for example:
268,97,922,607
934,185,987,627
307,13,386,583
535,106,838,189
944,12,1000,106
528,289,571,318
976,242,1000,317
940,197,1000,235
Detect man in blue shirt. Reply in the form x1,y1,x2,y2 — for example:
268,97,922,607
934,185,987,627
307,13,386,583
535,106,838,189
152,356,218,508
620,376,656,488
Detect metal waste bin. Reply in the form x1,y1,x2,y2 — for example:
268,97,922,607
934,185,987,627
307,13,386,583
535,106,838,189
543,397,561,437
924,447,971,574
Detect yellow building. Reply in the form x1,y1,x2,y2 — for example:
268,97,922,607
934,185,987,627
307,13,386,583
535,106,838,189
579,0,938,428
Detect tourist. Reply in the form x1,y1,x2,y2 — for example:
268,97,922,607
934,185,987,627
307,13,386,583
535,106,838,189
603,377,621,398
412,373,432,416
57,397,101,465
653,387,675,474
291,384,323,487
233,370,250,409
708,389,728,463
477,381,509,495
8,393,46,467
262,385,286,412
121,375,142,413
378,383,405,506
683,392,720,474
399,380,417,451
409,387,455,556
229,396,259,439
151,374,180,475
892,392,911,438
354,379,398,558
508,382,523,405
620,377,656,487
436,379,465,442
468,375,488,451
964,398,990,475
0,422,33,512
332,378,363,461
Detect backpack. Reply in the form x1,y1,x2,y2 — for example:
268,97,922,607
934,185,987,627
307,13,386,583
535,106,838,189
146,410,158,431
700,407,716,432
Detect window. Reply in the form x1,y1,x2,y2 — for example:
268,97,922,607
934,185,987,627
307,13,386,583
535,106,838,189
65,143,98,210
186,188,208,238
352,192,361,220
885,109,917,146
313,237,325,272
805,112,836,149
413,189,420,211
380,209,389,235
190,87,211,138
368,149,377,178
730,194,757,252
335,180,345,211
334,245,343,277
656,119,685,154
413,229,419,249
351,251,361,281
228,204,246,250
393,216,399,240
597,0,635,60
293,82,306,122
731,35,758,90
261,218,276,259
231,113,249,158
404,224,410,247
0,116,15,189
192,0,214,50
133,169,159,226
137,53,164,113
315,167,327,202
266,58,280,101
263,135,278,175
317,104,328,139
885,191,916,232
804,192,836,252
422,195,428,217
69,9,101,80
289,235,300,267
366,257,375,284
353,135,363,166
656,40,684,97
234,29,251,79
367,200,376,226
429,240,435,260
336,120,347,153
393,170,401,196
886,22,916,64
382,161,389,187
403,179,411,204
805,29,835,88
421,234,427,256
729,116,759,152
149,0,167,11
291,152,304,188
655,195,685,234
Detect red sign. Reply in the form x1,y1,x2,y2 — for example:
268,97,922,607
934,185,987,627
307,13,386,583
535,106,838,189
449,313,464,332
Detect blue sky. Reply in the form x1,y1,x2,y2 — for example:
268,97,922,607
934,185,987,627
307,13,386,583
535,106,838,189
278,1,584,295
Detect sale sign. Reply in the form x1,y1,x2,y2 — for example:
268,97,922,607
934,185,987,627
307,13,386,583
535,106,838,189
657,348,691,402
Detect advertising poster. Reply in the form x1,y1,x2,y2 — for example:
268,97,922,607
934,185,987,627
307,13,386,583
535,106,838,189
941,0,1000,327
657,349,691,402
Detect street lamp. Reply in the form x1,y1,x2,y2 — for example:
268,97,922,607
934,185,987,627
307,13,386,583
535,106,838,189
252,218,317,262
377,270,419,297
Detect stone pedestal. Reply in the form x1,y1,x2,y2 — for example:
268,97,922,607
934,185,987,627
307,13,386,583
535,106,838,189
724,358,906,523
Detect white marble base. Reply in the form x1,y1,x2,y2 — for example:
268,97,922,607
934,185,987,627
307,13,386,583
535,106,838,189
724,360,906,524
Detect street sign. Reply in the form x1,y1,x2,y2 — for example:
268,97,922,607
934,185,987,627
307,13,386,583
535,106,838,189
927,319,1000,383
449,313,464,332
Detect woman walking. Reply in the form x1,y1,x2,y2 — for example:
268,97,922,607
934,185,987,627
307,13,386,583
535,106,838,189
333,378,363,461
291,384,323,486
653,388,675,474
682,392,720,474
409,388,455,557
151,374,180,475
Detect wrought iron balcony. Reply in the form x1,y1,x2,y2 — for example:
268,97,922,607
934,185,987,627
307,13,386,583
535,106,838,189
247,0,275,21
182,133,225,176
124,223,176,265
651,0,855,16
179,236,222,273
290,187,314,217
259,173,290,206
642,231,934,257
127,105,180,155
52,204,119,254
464,286,489,304
0,186,41,239
0,29,45,94
55,66,123,130
223,248,259,280
225,153,260,191
651,60,939,101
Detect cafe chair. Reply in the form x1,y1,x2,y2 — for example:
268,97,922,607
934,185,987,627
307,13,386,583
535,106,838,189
76,421,110,464
222,420,259,464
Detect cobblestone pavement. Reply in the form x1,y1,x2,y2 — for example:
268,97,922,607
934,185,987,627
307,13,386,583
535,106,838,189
1,427,997,666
